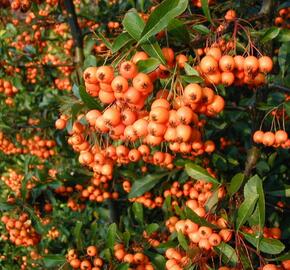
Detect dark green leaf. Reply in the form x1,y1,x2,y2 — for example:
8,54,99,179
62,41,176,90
167,18,190,43
73,221,83,250
145,223,159,235
181,75,204,84
242,232,285,255
132,202,144,224
141,41,166,64
137,58,160,73
205,189,219,212
83,55,97,68
267,186,290,197
107,223,117,249
285,101,290,117
192,24,210,34
185,162,220,184
128,172,169,198
177,231,189,250
79,86,103,110
139,0,188,43
94,31,112,50
267,251,290,262
236,196,258,230
184,63,200,76
261,27,280,43
145,251,166,270
184,207,218,229
201,0,213,25
214,242,238,266
0,202,16,211
228,173,244,196
42,255,66,268
115,263,129,270
123,9,145,40
112,32,134,53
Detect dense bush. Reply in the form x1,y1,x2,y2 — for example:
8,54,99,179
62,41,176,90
0,0,290,269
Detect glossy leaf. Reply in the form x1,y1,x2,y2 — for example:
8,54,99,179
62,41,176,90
242,232,285,255
128,172,169,198
236,196,258,230
261,27,280,43
139,0,188,43
132,202,144,224
192,24,210,34
228,173,245,196
123,9,144,40
177,231,189,250
145,223,159,235
214,242,238,266
137,58,160,73
107,223,117,249
111,32,133,53
42,255,66,268
184,207,219,229
79,85,103,110
185,162,220,184
184,63,200,76
201,0,213,24
167,18,190,43
141,41,166,64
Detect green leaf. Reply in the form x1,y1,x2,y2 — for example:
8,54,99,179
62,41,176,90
132,202,144,224
243,175,265,233
228,173,245,196
42,255,66,268
123,9,145,40
83,55,97,69
184,63,200,76
185,162,220,185
184,207,218,229
267,185,290,197
123,231,131,247
111,32,134,53
115,263,129,270
128,172,169,198
145,251,166,270
177,231,189,250
141,41,166,64
139,0,188,43
137,58,160,73
278,43,289,77
79,85,103,110
181,75,204,84
236,196,258,230
214,242,238,266
107,223,117,249
145,223,159,235
174,205,186,219
242,232,285,255
255,176,265,231
267,251,290,262
205,189,219,212
73,221,83,250
201,0,213,25
192,24,210,34
285,101,290,117
0,202,16,211
261,27,280,43
167,18,190,43
94,31,112,50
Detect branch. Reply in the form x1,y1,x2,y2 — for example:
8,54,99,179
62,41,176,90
268,83,290,93
259,0,273,16
63,0,84,82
